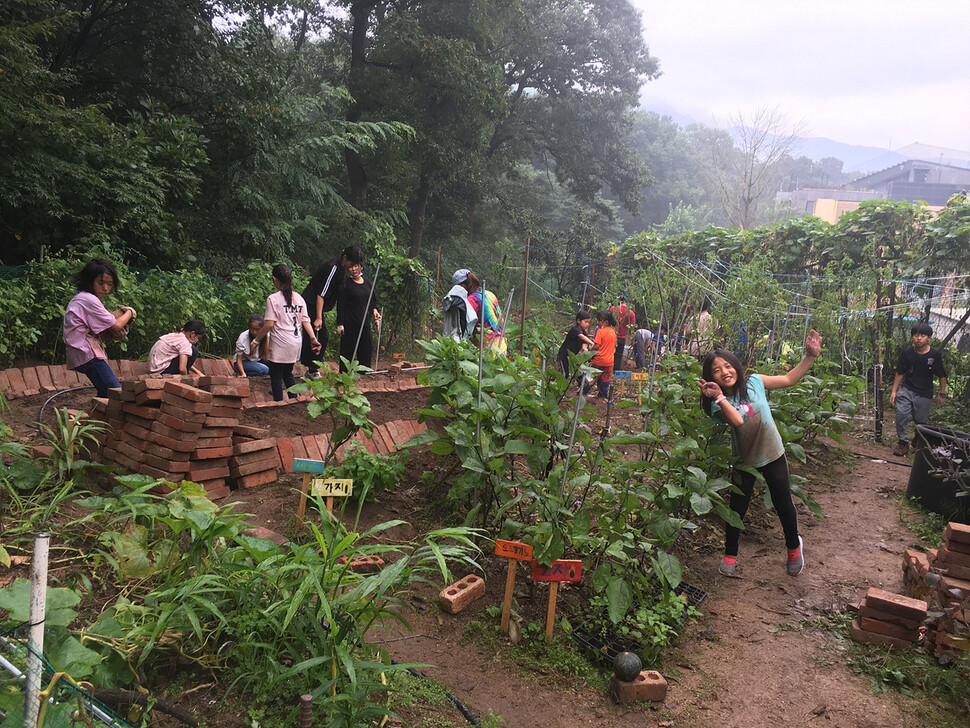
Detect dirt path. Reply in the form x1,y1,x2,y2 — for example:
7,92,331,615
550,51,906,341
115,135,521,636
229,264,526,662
371,431,934,728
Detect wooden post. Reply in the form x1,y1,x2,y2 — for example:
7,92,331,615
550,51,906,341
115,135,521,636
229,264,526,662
519,237,530,356
531,559,582,642
436,245,442,297
495,540,532,633
502,560,517,631
545,582,559,642
297,472,312,530
293,459,328,529
874,246,884,443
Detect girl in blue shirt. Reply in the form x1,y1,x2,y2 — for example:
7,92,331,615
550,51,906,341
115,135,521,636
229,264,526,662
696,330,822,577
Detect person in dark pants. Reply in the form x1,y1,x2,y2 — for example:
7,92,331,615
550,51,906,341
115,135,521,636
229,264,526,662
300,246,363,378
336,253,381,372
890,322,947,457
697,330,822,578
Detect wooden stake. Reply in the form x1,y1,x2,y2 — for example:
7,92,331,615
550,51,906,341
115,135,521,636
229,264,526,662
501,559,516,632
296,472,312,530
519,237,530,356
545,582,559,642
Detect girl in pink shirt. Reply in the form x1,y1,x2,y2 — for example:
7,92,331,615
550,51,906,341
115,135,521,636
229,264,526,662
62,259,137,396
148,320,207,375
251,264,321,401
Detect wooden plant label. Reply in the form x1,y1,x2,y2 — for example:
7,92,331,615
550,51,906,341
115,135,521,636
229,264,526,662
495,539,533,561
530,559,583,641
631,372,650,381
612,370,632,379
495,540,533,633
531,559,583,582
293,458,327,474
311,478,354,497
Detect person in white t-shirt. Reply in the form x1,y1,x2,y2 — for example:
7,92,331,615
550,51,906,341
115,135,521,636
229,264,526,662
234,314,269,377
250,264,321,401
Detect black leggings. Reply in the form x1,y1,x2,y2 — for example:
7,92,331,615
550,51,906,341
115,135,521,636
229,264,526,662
725,454,800,556
161,344,199,374
268,361,297,401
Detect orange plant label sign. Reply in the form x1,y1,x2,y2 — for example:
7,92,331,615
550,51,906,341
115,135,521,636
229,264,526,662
531,559,582,582
495,539,533,561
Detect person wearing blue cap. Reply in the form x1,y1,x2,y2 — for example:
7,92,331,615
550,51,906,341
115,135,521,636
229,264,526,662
442,269,480,342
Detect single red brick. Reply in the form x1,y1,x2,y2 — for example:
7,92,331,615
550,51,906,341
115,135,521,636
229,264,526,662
130,361,150,376
230,457,277,477
150,420,192,440
143,452,191,473
47,366,68,390
234,437,278,455
135,389,164,406
370,427,392,455
234,424,268,440
34,366,55,393
142,441,191,462
204,416,238,428
849,619,913,648
20,367,41,395
232,447,279,465
122,402,159,419
123,422,154,441
235,469,278,489
301,435,323,461
30,445,54,459
146,430,196,453
939,574,970,596
117,360,133,380
859,617,919,642
201,481,231,499
937,547,970,569
944,522,970,545
864,589,927,622
194,446,234,460
199,426,234,439
315,434,333,461
210,384,249,397
140,464,182,482
111,450,140,472
160,401,210,423
437,575,485,614
359,432,380,455
155,411,204,433
277,438,295,472
186,465,231,481
337,555,385,573
198,375,235,387
196,437,234,450
209,360,235,377
289,436,308,460
609,671,668,703
858,605,922,630
206,406,239,420
5,368,27,397
116,441,146,464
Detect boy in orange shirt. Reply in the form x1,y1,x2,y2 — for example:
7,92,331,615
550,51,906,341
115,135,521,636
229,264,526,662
584,310,617,400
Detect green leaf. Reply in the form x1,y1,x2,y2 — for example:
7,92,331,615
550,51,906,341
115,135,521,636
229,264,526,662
652,551,683,590
689,493,712,515
606,577,633,624
787,442,807,463
43,626,103,679
0,579,80,626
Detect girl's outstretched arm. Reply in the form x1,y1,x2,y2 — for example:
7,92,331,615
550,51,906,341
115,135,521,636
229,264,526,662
760,329,821,390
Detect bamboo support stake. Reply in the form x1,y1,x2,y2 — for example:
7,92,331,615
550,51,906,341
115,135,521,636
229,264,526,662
519,238,530,356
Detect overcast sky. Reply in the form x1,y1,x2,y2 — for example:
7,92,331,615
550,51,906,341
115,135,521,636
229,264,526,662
632,0,970,153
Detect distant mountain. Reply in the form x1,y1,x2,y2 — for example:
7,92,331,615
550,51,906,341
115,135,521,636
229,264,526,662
640,102,970,175
793,137,906,174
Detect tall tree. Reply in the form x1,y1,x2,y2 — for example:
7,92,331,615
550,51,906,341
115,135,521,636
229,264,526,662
707,106,807,230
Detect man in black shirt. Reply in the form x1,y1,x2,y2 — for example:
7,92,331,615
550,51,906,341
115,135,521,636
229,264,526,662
889,322,948,456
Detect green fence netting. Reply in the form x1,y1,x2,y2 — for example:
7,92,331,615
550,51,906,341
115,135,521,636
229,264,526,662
0,623,133,728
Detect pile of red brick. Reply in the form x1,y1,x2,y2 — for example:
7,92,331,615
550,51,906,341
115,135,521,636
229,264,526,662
849,587,926,647
91,376,267,499
923,522,970,659
230,428,281,490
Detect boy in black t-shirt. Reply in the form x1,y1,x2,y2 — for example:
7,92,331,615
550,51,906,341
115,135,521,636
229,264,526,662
890,322,948,456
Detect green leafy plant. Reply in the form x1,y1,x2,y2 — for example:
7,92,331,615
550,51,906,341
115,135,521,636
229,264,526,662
329,443,408,500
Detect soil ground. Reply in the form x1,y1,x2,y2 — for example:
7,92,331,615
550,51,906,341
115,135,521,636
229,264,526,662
3,385,965,728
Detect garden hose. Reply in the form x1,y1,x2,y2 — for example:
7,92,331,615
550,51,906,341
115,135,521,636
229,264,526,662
389,659,481,727
36,386,96,433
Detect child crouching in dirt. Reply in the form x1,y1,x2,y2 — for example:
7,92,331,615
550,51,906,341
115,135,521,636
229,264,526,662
148,319,207,375
696,329,821,578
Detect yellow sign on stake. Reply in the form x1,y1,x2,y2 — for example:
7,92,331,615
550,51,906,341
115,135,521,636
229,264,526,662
311,478,354,497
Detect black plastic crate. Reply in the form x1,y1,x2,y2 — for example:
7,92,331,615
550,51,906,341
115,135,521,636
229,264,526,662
570,623,641,666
